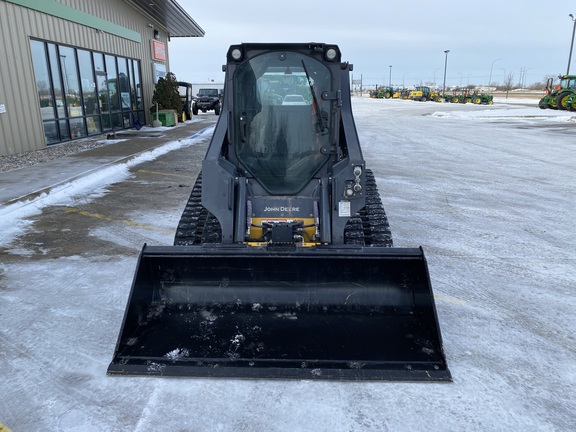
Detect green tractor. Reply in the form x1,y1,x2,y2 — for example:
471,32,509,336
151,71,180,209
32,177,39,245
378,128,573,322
457,89,472,104
441,92,454,103
470,91,493,105
378,86,394,98
370,86,394,99
444,89,461,103
566,92,576,111
539,75,576,109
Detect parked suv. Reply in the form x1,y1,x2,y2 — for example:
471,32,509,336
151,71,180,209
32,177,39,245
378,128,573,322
193,88,222,115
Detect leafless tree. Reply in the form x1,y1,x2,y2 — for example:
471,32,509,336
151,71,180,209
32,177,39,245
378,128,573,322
503,73,515,99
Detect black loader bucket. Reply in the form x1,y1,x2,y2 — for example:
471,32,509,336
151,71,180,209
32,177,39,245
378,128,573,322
108,245,451,381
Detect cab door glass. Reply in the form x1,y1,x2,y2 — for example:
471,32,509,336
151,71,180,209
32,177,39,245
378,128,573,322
234,51,332,194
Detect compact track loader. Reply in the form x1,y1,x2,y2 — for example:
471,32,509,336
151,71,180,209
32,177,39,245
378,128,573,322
108,43,451,381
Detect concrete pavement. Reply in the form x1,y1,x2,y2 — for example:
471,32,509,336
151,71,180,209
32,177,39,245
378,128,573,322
0,117,215,206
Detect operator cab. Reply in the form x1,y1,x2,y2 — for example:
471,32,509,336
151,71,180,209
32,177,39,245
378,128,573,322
232,49,335,195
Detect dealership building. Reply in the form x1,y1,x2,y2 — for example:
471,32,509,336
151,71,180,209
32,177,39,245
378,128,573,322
0,0,204,157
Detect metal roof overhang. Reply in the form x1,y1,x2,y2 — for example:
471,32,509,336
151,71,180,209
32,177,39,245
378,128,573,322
124,0,205,37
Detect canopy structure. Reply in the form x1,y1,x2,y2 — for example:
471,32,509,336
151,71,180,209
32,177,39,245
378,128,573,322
125,0,205,37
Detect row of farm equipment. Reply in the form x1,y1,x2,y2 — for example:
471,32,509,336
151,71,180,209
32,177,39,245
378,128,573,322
538,74,576,110
370,86,493,104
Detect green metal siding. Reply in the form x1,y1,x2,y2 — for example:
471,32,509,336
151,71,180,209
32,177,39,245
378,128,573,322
4,0,141,42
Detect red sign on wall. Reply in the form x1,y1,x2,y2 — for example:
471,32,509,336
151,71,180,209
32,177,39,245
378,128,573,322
152,40,166,62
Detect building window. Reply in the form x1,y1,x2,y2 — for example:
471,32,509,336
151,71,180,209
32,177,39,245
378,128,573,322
29,39,144,145
77,49,100,135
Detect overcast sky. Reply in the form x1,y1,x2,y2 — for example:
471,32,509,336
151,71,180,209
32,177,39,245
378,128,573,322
168,0,576,88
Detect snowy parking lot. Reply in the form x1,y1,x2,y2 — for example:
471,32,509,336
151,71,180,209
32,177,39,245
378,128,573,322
1,97,575,431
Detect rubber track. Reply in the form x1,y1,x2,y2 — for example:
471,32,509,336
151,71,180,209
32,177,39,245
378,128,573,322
344,169,393,247
174,173,223,245
175,170,392,247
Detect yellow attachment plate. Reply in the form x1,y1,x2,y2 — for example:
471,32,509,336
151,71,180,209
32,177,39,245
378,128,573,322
249,217,318,245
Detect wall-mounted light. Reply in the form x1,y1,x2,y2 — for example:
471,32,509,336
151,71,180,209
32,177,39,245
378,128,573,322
153,29,159,40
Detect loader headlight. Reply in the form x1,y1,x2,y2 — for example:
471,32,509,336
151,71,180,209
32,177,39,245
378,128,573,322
323,46,340,62
230,47,243,61
325,48,337,61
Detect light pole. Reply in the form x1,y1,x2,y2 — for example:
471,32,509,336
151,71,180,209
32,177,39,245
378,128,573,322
389,65,392,87
567,14,576,75
488,58,501,86
442,50,450,100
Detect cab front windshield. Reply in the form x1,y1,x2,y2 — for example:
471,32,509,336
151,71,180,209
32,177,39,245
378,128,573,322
234,51,332,194
559,77,576,89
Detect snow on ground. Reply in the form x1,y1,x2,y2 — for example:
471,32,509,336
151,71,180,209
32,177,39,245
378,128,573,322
0,126,214,248
1,98,575,431
432,107,576,122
